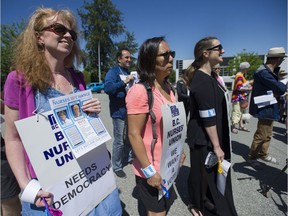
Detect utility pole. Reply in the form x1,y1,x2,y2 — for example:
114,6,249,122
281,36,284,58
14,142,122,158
98,41,101,82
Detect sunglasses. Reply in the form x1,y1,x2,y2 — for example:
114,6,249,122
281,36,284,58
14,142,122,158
214,67,221,70
207,44,223,51
41,23,77,41
157,51,176,60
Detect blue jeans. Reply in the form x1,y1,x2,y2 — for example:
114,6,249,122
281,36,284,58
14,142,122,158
86,188,122,216
112,118,133,171
21,188,122,216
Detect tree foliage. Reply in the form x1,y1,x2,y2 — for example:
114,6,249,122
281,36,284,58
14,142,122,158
227,49,263,80
168,69,176,84
78,0,138,82
1,21,25,82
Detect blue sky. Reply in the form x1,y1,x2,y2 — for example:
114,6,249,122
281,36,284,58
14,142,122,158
1,0,287,61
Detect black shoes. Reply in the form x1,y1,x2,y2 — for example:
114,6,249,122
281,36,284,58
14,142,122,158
114,170,127,178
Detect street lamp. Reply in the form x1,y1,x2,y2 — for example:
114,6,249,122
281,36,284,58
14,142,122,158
98,40,101,82
98,28,106,83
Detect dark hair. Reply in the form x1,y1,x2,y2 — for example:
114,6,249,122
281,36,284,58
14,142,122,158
266,56,283,65
116,47,130,62
186,36,218,86
181,69,189,86
137,36,165,86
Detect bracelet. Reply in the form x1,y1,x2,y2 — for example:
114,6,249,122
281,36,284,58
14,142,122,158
141,164,156,178
20,179,41,203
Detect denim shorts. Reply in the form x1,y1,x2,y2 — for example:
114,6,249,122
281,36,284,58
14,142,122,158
21,188,122,216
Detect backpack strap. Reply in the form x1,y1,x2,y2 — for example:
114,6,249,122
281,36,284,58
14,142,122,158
138,82,158,163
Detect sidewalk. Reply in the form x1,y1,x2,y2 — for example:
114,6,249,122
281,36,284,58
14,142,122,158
97,93,287,216
230,116,287,216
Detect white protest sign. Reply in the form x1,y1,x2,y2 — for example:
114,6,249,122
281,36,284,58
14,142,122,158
49,90,111,158
253,94,277,108
15,111,116,216
159,102,186,199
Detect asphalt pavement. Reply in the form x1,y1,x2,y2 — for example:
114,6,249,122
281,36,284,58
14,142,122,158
95,93,287,216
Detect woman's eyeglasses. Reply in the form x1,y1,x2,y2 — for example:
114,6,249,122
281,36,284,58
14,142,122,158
207,44,223,52
157,51,176,60
41,23,77,41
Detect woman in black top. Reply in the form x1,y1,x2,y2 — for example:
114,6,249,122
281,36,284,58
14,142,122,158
186,36,237,216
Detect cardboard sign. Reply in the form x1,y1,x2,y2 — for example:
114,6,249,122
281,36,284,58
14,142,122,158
159,102,186,199
15,111,116,215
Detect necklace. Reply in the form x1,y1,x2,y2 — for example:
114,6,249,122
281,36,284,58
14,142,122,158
53,70,74,94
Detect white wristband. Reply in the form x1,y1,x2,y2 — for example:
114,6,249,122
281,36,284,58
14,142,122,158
20,179,41,204
141,164,156,178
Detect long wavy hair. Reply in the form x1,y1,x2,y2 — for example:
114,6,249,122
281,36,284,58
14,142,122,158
186,36,217,87
137,36,167,86
11,7,81,92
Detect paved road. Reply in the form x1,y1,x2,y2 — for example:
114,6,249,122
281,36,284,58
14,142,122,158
95,93,287,216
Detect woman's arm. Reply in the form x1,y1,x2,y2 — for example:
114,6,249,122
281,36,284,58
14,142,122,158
4,105,53,206
5,106,33,189
205,125,224,162
239,84,252,92
127,113,163,189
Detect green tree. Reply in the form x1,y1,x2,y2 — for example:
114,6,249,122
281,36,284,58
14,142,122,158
168,69,176,84
78,0,138,81
1,21,25,82
227,50,263,80
82,69,91,84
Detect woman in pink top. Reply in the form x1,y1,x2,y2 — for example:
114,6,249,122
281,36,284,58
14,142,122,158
126,36,186,215
4,7,121,216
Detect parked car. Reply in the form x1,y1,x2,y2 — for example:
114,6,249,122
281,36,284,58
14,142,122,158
86,82,104,93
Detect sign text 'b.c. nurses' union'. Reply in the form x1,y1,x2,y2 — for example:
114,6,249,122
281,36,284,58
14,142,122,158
159,102,186,200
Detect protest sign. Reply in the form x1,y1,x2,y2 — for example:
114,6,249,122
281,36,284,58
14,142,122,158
15,107,115,215
159,102,186,199
49,90,111,158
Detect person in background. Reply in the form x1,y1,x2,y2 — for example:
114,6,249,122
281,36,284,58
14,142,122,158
186,36,237,216
104,47,134,178
277,70,288,124
213,64,226,88
1,83,21,216
4,7,122,215
231,62,253,134
277,70,288,136
248,47,287,167
126,36,186,216
176,69,190,117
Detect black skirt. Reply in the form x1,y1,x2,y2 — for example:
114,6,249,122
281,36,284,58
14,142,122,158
135,175,177,213
187,145,238,216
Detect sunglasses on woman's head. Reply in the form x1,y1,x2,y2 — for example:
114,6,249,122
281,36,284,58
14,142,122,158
157,51,176,60
41,23,77,41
